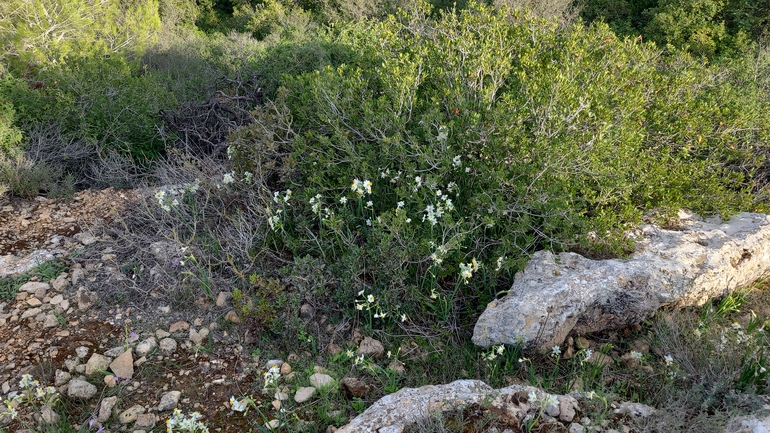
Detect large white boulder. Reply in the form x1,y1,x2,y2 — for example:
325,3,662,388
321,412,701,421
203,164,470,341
473,212,770,351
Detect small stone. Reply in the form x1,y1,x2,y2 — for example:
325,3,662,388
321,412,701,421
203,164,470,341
156,329,170,339
309,373,334,389
26,298,42,307
67,379,97,399
189,329,204,345
545,401,560,417
104,346,127,357
294,387,316,403
169,321,189,333
104,375,117,388
110,350,134,379
274,392,289,401
40,405,60,424
193,317,204,326
21,308,42,320
280,363,292,375
71,268,85,286
357,337,385,358
75,346,88,359
266,359,283,369
387,358,405,374
75,288,98,311
325,343,342,356
98,396,118,422
54,370,71,386
135,337,157,357
119,405,146,424
340,377,368,398
135,413,156,429
300,304,314,320
49,294,63,305
559,396,577,422
225,310,240,324
51,274,69,292
569,423,585,433
159,338,177,355
43,314,59,328
158,391,181,411
18,282,50,294
216,291,231,308
85,353,112,376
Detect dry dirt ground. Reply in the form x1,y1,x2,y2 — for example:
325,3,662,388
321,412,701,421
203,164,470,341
0,189,288,432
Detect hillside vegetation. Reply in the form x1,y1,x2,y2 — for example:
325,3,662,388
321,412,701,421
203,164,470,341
1,0,770,431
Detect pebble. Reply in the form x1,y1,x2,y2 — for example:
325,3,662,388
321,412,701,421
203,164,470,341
309,373,334,389
294,387,316,403
67,379,97,399
135,337,157,357
98,396,118,422
158,390,181,411
119,405,146,424
159,338,177,355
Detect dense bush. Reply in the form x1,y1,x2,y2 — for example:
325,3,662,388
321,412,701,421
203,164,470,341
0,95,22,157
227,2,768,334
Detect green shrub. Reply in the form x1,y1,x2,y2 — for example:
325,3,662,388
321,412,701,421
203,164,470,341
0,96,22,157
227,2,766,334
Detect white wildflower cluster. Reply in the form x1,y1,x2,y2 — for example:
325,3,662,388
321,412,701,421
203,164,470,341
484,345,505,361
429,244,448,265
309,194,323,214
458,258,479,283
154,179,201,212
495,256,504,272
452,155,462,168
630,350,643,360
166,409,208,433
263,365,281,391
272,189,292,204
222,171,235,185
422,188,455,226
2,374,60,420
355,291,389,319
582,349,593,364
243,171,253,184
413,176,423,192
267,209,283,231
229,396,247,412
351,179,372,196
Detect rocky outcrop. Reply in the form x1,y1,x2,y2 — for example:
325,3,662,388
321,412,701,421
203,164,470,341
336,379,584,433
473,212,770,351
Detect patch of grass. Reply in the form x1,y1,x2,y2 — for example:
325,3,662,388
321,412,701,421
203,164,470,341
0,259,67,301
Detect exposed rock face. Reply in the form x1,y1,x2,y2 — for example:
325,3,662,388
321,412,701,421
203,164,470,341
337,379,576,433
473,212,770,351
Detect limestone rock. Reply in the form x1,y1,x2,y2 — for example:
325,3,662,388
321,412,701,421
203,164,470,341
294,387,316,403
159,338,177,355
135,337,157,357
18,282,50,294
337,380,545,433
614,402,656,418
75,288,98,311
54,370,71,387
110,350,134,379
309,373,334,389
135,413,156,429
158,391,181,411
724,413,770,433
119,405,146,424
98,396,118,422
169,321,190,333
67,379,97,399
473,213,770,350
85,354,112,376
357,337,384,358
40,406,60,424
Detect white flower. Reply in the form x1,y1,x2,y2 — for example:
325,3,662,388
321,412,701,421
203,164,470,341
356,304,363,311
397,201,404,208
405,218,412,223
223,172,235,184
496,345,505,355
664,354,674,366
354,355,364,365
230,396,247,412
693,328,702,338
243,171,253,184
346,350,354,357
583,349,593,363
527,391,538,403
366,200,373,208
551,345,561,357
465,166,471,173
630,351,643,360
366,219,372,226
19,374,35,388
387,351,392,358
459,262,473,282
585,391,596,400
283,189,292,202
400,314,407,322
340,197,348,204
452,155,462,168
437,125,448,141
367,294,375,303
363,180,372,194
430,289,438,299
